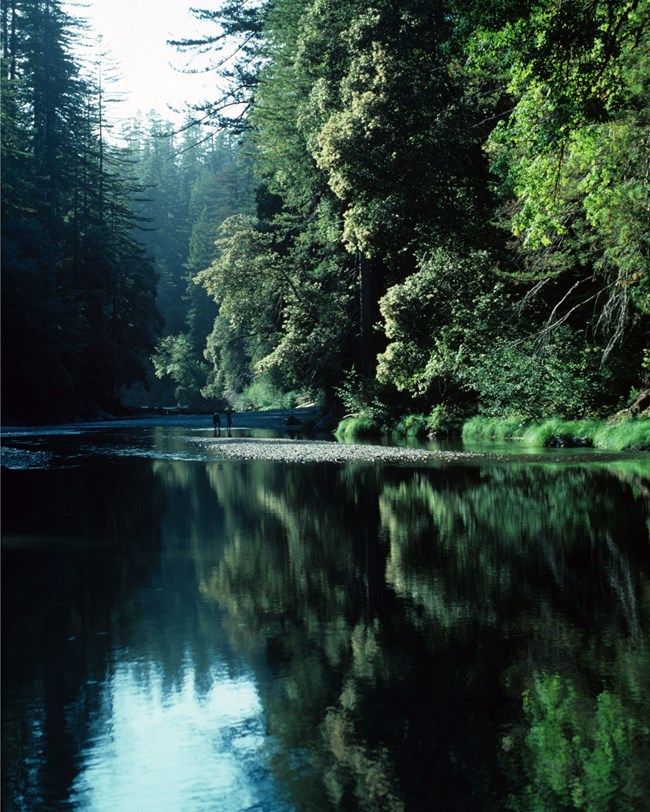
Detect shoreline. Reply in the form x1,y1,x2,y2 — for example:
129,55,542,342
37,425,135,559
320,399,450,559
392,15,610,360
193,436,483,464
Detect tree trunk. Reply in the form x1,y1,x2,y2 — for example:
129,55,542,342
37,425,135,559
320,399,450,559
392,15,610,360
359,253,373,379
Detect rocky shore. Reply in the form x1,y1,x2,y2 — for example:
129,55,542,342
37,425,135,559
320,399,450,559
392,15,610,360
196,436,481,464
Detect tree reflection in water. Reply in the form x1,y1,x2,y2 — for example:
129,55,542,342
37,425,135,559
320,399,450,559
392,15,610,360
198,460,650,810
2,454,649,810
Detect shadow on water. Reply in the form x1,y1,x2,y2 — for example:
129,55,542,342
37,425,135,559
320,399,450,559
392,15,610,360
2,422,650,810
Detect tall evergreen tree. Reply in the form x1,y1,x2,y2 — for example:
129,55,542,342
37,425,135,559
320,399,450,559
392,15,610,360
1,1,161,417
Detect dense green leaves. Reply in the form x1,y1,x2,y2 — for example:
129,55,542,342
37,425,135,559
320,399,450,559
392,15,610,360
177,0,647,416
376,249,495,396
474,0,649,348
312,0,492,258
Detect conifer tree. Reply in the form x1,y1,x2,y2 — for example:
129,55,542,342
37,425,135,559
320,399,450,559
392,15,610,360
1,0,161,417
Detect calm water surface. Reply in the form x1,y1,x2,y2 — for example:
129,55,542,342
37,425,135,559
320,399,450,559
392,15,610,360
2,417,650,811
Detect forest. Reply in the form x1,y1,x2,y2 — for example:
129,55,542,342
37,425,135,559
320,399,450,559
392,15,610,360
2,0,648,429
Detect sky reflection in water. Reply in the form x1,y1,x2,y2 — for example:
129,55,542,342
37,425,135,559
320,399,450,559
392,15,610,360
70,663,274,812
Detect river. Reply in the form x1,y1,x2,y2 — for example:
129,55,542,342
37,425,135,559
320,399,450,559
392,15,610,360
2,415,649,811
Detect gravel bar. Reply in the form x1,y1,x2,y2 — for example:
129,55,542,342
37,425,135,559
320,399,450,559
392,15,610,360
194,436,482,464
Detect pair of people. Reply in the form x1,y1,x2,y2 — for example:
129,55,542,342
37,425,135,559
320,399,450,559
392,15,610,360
213,407,234,432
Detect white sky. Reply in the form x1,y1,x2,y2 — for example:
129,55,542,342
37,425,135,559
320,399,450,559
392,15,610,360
70,0,220,128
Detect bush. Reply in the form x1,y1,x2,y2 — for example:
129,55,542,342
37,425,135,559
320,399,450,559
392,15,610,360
466,327,624,420
393,405,466,437
376,249,494,396
394,413,431,437
336,368,391,423
233,375,310,411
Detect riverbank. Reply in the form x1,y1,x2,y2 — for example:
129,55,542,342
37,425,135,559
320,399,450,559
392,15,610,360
461,415,650,451
336,411,650,452
3,408,649,473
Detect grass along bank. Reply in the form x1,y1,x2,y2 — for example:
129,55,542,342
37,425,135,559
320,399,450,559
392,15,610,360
335,411,650,451
461,415,650,451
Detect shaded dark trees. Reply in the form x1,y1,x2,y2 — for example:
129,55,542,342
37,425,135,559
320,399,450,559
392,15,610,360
1,0,160,419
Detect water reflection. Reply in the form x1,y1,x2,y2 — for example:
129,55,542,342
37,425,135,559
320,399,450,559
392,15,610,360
2,444,650,811
69,663,275,812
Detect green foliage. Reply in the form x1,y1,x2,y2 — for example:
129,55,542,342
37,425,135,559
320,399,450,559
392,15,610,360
311,0,492,258
593,419,650,452
255,276,352,391
426,403,467,435
520,419,601,448
335,414,384,439
234,375,307,411
376,248,496,396
391,407,463,437
466,327,633,420
462,415,650,451
201,315,254,403
334,400,463,439
394,414,431,438
474,0,649,349
336,368,390,421
334,371,394,439
196,214,281,334
462,415,528,442
196,211,351,398
175,0,647,417
642,350,650,379
152,334,209,408
521,416,650,451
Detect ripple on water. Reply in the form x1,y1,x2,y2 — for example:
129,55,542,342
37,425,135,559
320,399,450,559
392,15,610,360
0,447,54,470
